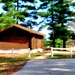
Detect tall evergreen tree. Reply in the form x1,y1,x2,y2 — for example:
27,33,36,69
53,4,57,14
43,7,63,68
37,0,75,47
55,0,73,47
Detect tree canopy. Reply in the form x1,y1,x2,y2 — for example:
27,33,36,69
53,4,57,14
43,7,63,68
0,10,16,30
0,0,39,29
37,0,75,47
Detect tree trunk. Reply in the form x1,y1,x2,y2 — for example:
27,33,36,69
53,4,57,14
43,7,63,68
52,28,55,47
63,39,66,51
51,3,55,47
16,0,19,24
63,39,66,48
53,38,55,47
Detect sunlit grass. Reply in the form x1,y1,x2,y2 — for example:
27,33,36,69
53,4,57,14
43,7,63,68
30,52,45,59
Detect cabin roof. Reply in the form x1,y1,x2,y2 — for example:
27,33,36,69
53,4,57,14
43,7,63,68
0,24,45,36
13,24,45,36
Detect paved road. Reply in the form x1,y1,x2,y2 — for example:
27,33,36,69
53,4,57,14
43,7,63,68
12,59,75,75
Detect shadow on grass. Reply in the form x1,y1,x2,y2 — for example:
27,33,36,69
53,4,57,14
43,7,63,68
0,69,7,74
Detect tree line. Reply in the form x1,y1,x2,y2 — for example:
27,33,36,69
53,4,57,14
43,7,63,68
0,0,75,48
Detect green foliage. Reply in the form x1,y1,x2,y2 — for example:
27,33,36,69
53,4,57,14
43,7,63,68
43,37,57,47
2,2,14,11
43,38,50,47
43,38,47,47
0,11,16,30
49,38,63,48
37,12,51,17
54,25,70,40
55,38,63,48
69,30,75,39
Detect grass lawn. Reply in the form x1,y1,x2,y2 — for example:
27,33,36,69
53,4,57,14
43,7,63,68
0,54,29,75
0,52,46,75
48,54,75,59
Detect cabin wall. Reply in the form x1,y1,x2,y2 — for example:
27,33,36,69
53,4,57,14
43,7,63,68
36,38,43,48
0,26,44,50
35,36,43,48
31,35,43,49
31,36,35,49
0,27,30,49
0,37,29,49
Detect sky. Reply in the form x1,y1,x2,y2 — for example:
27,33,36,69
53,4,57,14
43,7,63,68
0,3,4,13
33,26,50,39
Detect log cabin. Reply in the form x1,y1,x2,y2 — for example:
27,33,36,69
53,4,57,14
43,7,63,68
0,24,44,50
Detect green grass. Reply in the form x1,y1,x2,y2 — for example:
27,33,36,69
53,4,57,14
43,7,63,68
30,52,44,59
48,54,75,59
0,52,43,63
0,56,29,63
0,56,29,74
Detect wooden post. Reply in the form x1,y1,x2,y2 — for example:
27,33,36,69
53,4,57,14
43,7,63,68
28,48,31,58
51,47,53,57
12,49,14,58
70,48,72,58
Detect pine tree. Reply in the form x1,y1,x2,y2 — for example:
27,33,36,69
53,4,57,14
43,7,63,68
54,0,74,48
0,0,38,29
0,2,16,31
37,0,75,47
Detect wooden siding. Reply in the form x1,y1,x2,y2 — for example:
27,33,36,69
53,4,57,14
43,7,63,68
36,39,42,48
31,36,35,49
0,27,30,49
31,35,43,49
36,37,43,48
0,25,44,50
0,42,29,49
